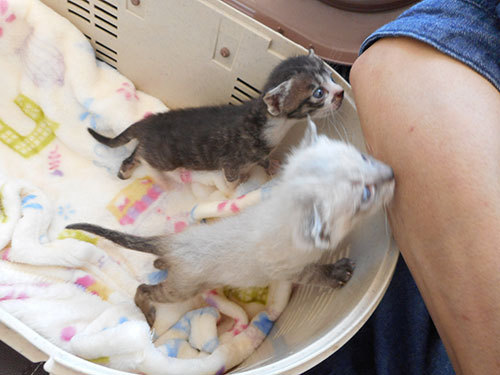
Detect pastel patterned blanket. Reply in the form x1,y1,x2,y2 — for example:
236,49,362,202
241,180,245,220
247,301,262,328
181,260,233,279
0,1,291,374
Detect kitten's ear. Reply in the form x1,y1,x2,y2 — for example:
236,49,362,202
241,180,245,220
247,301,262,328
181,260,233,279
308,48,316,58
294,199,330,249
263,79,293,116
300,115,319,147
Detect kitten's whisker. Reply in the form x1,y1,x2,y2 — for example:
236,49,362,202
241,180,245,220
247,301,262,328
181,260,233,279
333,110,350,143
328,108,346,143
384,207,390,237
317,117,327,134
325,109,336,136
331,120,345,142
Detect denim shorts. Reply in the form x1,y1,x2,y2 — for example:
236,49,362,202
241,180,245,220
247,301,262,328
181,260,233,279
360,0,500,92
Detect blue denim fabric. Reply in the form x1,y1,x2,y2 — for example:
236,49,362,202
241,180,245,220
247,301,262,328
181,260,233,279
360,0,500,92
305,256,455,375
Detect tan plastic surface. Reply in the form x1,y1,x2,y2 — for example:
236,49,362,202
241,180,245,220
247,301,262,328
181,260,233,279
319,0,416,12
221,0,414,65
4,1,399,374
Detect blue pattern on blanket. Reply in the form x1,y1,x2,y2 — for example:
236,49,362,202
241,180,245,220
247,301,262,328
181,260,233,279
169,307,221,355
252,312,273,335
164,338,185,357
147,270,168,284
21,195,42,210
79,98,100,129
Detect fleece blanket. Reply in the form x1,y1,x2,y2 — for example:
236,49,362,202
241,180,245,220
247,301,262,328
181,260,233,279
0,1,292,374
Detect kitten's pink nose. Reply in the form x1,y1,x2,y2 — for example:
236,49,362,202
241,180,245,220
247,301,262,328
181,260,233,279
332,89,344,102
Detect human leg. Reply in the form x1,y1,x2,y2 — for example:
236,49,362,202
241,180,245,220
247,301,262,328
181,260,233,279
350,36,500,374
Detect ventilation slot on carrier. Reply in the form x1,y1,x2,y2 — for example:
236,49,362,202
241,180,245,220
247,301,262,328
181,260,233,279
67,0,90,24
65,0,119,69
97,0,118,11
229,78,262,105
93,0,118,38
94,20,117,38
94,4,118,20
94,40,117,69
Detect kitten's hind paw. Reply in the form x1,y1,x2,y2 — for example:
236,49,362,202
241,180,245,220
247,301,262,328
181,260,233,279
135,284,157,327
325,258,355,287
153,257,169,270
144,306,156,328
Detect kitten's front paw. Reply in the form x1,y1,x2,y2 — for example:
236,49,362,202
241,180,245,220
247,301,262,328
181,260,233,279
117,170,129,179
326,258,355,287
117,167,133,180
266,159,281,176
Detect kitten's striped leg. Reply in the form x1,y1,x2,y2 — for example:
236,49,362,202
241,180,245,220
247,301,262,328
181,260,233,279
118,147,140,179
294,258,355,288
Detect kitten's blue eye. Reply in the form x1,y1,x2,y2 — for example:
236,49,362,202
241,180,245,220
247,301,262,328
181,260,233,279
362,185,374,203
313,88,325,99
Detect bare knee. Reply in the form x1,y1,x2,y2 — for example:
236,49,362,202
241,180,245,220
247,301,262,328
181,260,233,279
348,38,417,158
350,38,399,95
350,37,437,89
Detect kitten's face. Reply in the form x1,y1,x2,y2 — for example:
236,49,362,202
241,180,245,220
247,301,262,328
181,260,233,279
263,53,344,119
285,122,395,250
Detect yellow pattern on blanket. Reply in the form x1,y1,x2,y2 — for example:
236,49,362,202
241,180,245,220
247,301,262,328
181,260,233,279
0,94,59,158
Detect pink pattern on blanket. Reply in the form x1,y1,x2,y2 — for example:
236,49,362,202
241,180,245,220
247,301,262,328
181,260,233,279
0,290,29,301
48,145,63,176
174,221,187,233
0,291,14,301
0,0,16,38
0,0,8,15
231,318,249,336
179,169,192,184
60,326,76,341
116,82,139,101
75,275,94,288
1,247,10,260
217,196,245,214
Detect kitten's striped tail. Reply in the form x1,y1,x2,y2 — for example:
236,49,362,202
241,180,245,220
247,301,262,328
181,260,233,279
87,126,136,148
66,223,162,255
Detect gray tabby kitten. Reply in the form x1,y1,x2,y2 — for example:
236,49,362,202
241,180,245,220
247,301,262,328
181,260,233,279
88,50,344,183
68,117,395,327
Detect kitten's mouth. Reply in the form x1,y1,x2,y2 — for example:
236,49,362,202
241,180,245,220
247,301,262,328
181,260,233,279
331,91,344,111
379,179,396,206
331,101,342,111
317,100,341,116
